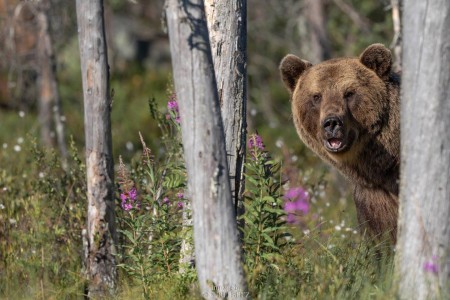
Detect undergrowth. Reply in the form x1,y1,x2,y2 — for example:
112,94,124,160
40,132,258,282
0,96,396,299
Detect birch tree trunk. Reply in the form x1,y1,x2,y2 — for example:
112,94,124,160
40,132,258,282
76,0,117,297
204,0,247,221
396,0,450,298
165,1,248,299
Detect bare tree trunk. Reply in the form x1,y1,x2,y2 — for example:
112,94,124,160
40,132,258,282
76,0,117,297
165,1,248,299
303,0,330,63
36,0,68,168
396,0,450,299
390,0,402,72
204,0,247,224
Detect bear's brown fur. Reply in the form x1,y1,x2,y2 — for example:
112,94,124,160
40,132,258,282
280,44,400,242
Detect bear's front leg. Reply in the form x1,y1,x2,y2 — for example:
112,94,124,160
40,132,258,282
353,184,399,243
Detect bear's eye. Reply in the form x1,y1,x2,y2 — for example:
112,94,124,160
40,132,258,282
344,91,355,99
312,94,322,104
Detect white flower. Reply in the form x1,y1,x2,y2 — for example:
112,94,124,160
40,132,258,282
18,111,25,118
13,145,21,152
17,137,24,144
2,143,7,149
275,139,284,148
334,225,342,231
0,204,5,209
126,141,134,151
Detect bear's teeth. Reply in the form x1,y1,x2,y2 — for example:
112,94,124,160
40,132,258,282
329,139,342,149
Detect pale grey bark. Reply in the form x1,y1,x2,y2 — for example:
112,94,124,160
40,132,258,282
204,0,247,222
76,0,117,297
396,0,450,299
36,0,68,168
390,0,402,72
165,0,248,299
303,0,330,63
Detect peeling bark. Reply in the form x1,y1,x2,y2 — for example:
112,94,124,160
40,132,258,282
76,0,117,297
165,0,248,298
204,0,247,223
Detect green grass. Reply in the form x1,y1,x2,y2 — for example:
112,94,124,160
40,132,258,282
0,134,396,299
0,44,396,298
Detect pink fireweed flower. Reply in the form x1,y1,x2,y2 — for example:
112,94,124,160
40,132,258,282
423,256,439,275
248,134,264,158
120,187,139,211
248,134,264,150
167,100,178,111
283,187,309,223
167,93,181,123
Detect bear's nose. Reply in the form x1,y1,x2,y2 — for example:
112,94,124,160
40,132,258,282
322,116,343,133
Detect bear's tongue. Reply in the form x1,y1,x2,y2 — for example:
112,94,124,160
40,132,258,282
328,138,342,149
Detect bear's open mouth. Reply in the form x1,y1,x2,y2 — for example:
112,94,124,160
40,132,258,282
325,138,347,153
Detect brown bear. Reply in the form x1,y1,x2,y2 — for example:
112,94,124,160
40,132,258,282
279,44,400,242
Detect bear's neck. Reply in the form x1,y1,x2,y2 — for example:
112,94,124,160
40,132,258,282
342,79,400,195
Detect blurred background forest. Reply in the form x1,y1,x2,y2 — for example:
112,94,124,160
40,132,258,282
0,0,394,162
0,0,398,298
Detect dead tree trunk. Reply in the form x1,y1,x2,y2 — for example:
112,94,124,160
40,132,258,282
204,0,247,222
76,0,117,297
36,0,68,167
390,0,402,72
303,0,330,63
396,0,450,299
165,0,248,299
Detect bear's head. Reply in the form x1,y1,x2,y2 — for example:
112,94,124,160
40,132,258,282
280,44,392,164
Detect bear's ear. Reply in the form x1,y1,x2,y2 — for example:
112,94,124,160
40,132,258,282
359,44,392,79
279,54,312,93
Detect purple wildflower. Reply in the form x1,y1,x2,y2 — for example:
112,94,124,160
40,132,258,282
248,134,264,151
167,93,181,123
163,197,170,205
176,192,184,199
424,256,439,275
167,100,178,111
248,134,265,158
177,202,184,209
283,186,309,223
120,187,139,211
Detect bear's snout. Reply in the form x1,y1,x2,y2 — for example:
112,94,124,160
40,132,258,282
322,116,343,136
321,115,353,153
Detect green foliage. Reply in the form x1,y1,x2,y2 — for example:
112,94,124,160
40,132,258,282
241,137,292,291
0,2,400,297
116,98,196,299
0,137,87,298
